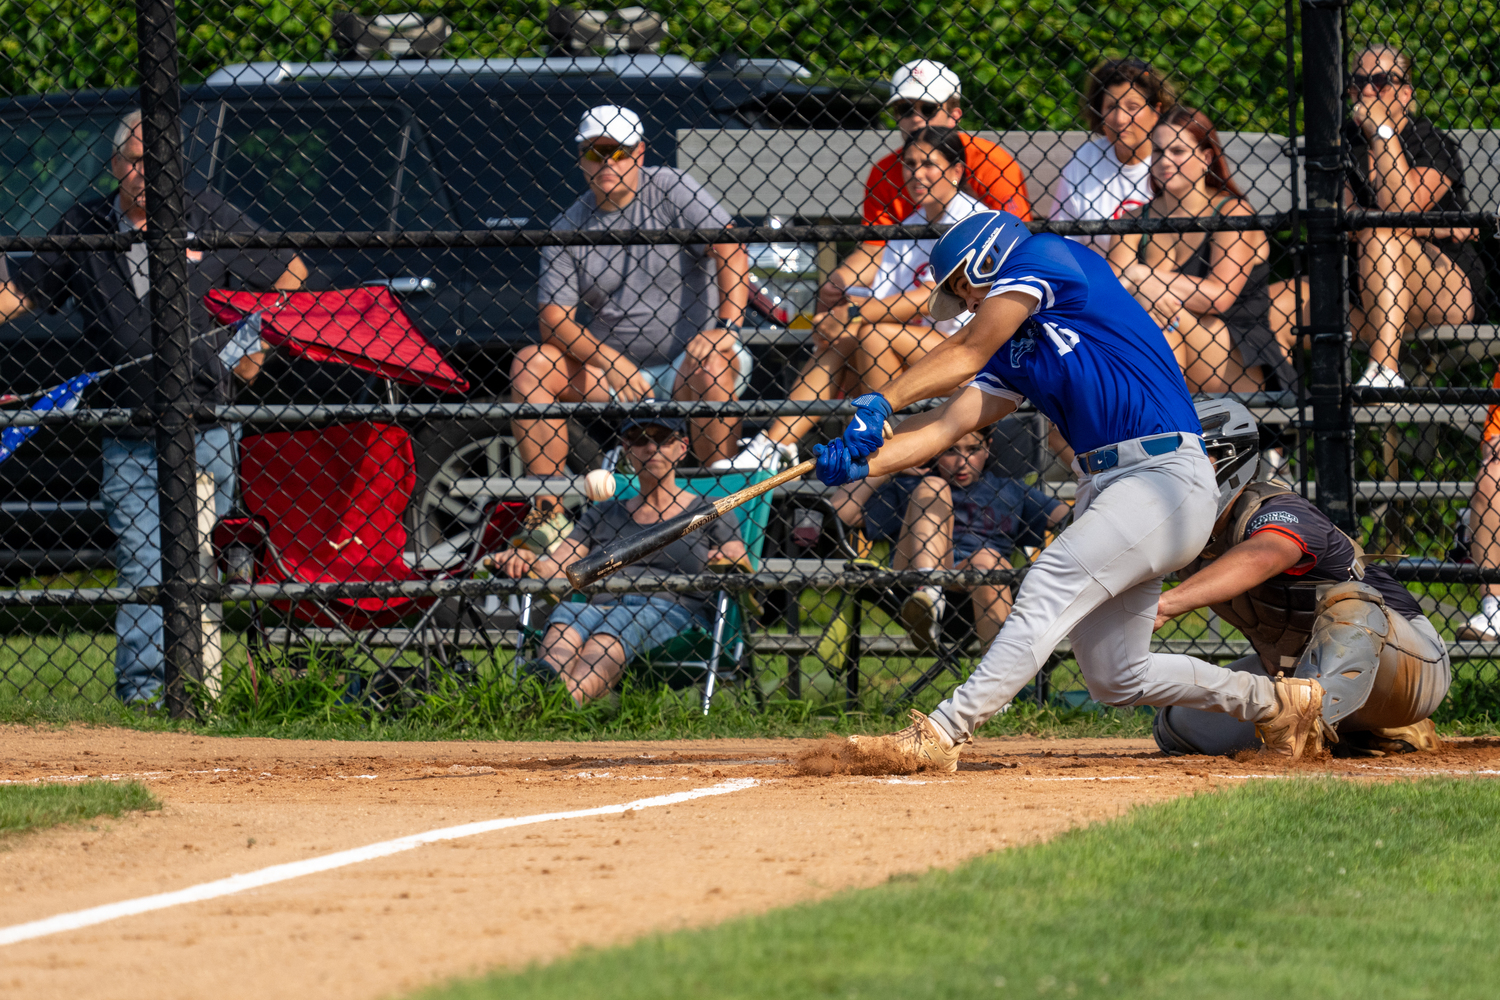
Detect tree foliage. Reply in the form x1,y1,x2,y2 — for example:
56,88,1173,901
0,1,1493,133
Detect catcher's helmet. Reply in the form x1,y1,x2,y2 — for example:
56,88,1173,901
927,210,1032,321
1195,398,1260,517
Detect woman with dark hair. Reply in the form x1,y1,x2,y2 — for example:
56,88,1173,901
717,127,988,469
1051,57,1178,254
1271,43,1484,387
1109,106,1291,393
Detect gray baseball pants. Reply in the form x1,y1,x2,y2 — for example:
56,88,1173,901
928,437,1280,744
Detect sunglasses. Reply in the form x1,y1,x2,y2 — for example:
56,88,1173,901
580,143,637,164
623,428,679,448
891,101,943,120
1348,72,1406,91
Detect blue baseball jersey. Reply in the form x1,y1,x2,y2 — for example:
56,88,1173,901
968,234,1201,454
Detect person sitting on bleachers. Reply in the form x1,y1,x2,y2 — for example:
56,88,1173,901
1459,396,1500,640
489,416,746,705
1270,44,1485,388
1108,106,1294,393
829,430,1069,653
519,105,752,476
716,127,990,471
1051,57,1177,255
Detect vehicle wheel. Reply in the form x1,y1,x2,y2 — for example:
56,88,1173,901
410,418,601,565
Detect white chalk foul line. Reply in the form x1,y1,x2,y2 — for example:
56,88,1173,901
0,777,757,948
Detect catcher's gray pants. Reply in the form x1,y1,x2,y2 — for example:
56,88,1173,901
928,439,1280,745
1155,610,1450,756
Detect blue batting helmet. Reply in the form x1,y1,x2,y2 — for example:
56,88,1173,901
926,210,1032,321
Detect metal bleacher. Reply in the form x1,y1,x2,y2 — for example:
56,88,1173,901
442,127,1500,678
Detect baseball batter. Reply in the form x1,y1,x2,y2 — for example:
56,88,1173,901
813,210,1328,768
1153,401,1450,757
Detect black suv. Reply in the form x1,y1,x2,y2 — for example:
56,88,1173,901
0,54,883,579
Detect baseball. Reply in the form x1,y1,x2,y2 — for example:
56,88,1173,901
584,469,617,502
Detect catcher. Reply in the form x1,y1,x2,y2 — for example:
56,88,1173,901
1153,400,1450,756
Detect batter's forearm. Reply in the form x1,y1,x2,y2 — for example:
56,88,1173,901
879,337,995,410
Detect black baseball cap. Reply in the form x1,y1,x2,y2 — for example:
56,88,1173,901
620,416,686,438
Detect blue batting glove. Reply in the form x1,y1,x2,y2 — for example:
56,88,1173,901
814,439,870,487
843,392,893,459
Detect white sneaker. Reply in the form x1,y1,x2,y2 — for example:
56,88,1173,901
1458,596,1500,641
900,584,947,656
709,432,790,471
1354,361,1406,389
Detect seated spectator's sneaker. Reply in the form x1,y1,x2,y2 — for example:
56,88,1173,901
1333,718,1441,757
1354,361,1406,389
709,432,783,471
900,585,946,656
1456,596,1500,641
847,709,961,773
1254,677,1331,760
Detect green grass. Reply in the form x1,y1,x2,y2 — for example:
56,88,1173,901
415,777,1500,1000
0,780,159,838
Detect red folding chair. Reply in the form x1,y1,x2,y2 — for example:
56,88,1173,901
205,289,523,709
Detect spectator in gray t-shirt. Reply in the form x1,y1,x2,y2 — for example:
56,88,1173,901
515,104,752,477
489,416,746,705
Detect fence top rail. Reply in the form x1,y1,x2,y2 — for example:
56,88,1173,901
0,215,1301,254
2,211,1488,254
0,392,1302,429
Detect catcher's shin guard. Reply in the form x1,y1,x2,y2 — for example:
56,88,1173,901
1293,581,1389,728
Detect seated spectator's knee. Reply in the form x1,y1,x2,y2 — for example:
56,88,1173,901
963,547,1005,571
511,344,570,398
679,350,736,400
908,476,952,508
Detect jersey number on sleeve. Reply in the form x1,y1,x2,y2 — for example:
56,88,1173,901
1040,321,1081,357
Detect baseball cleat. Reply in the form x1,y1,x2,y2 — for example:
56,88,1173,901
848,709,961,772
900,585,946,656
1255,677,1332,760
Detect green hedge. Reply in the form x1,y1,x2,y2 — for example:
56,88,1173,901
0,1,1494,132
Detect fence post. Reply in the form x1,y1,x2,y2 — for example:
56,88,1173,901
136,0,202,718
1300,0,1355,534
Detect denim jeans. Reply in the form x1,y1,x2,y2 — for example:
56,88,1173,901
101,427,237,704
546,594,704,663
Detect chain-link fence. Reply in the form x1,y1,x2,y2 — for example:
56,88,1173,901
0,0,1495,725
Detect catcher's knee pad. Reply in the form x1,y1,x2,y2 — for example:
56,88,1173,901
1294,581,1388,726
1153,705,1261,757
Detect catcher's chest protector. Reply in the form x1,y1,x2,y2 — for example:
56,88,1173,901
1195,483,1366,664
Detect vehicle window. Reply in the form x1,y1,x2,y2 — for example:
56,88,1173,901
395,123,455,231
0,114,118,235
427,104,574,227
213,104,453,232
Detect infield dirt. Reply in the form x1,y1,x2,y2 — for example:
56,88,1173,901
4,726,1500,1000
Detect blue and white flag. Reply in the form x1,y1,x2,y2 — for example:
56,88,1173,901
0,370,100,466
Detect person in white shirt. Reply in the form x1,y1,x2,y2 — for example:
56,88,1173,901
1051,58,1178,255
716,128,988,470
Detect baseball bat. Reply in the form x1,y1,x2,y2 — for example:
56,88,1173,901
565,459,816,589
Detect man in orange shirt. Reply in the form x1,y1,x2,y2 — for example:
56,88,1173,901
863,60,1032,228
818,59,1032,315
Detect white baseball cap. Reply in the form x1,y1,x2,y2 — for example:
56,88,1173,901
887,59,961,105
575,105,644,145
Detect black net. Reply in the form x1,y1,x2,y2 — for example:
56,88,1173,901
0,0,1493,728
